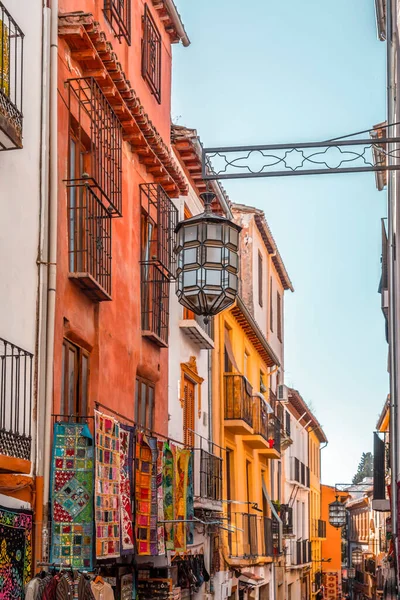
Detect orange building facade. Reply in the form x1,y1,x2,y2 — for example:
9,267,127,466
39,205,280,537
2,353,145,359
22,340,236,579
321,485,348,600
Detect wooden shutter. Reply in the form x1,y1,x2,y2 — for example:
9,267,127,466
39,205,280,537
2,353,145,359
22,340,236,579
258,252,263,306
183,377,195,447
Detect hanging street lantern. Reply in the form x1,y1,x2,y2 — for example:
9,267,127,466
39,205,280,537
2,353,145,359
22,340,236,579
175,192,242,320
328,495,347,529
347,568,356,579
352,548,363,567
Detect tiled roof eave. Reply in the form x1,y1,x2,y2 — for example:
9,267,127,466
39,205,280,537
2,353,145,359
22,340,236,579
58,12,188,197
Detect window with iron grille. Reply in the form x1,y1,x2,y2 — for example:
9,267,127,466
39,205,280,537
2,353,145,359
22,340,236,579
141,4,161,103
140,183,178,346
0,2,23,150
104,0,131,45
66,77,123,216
0,337,33,461
199,449,222,501
277,291,282,342
61,339,89,418
135,377,154,430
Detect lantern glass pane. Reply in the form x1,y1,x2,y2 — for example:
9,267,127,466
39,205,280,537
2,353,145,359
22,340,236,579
183,270,197,288
184,225,198,244
183,247,197,267
206,246,223,265
206,269,222,286
228,272,238,292
228,226,239,248
206,223,223,241
228,250,238,270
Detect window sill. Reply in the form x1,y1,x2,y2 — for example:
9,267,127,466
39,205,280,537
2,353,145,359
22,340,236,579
179,319,214,350
69,273,112,302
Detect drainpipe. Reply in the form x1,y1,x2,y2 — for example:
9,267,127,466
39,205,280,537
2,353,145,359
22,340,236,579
42,0,58,548
386,0,399,569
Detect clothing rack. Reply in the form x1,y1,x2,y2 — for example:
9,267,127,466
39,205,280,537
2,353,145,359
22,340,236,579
94,401,190,448
37,562,72,568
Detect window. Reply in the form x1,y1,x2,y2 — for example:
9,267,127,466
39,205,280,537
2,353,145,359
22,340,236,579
142,4,162,103
0,2,24,150
135,377,154,430
277,292,282,342
61,339,89,418
183,377,195,447
140,183,178,346
104,0,131,45
258,251,263,306
269,277,273,332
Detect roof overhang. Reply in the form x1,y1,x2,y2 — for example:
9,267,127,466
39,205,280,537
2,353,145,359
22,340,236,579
151,0,190,46
288,388,328,443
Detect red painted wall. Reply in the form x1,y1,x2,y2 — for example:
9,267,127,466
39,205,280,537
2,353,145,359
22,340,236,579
54,0,176,434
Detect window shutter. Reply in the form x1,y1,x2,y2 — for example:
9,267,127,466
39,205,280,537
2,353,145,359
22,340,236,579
183,377,195,447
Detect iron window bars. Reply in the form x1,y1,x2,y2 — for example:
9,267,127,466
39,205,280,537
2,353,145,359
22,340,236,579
68,184,112,301
199,448,223,502
141,263,170,346
0,337,33,461
0,2,23,150
142,4,161,104
66,77,123,216
104,0,131,46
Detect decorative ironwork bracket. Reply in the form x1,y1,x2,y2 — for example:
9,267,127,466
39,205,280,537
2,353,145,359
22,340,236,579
202,128,400,180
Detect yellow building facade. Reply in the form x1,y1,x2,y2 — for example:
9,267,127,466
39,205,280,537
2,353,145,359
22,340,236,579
309,427,328,597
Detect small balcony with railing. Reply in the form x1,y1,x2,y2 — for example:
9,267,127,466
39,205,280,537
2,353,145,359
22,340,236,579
193,444,223,512
224,374,254,434
287,457,310,489
286,539,312,568
179,309,214,350
227,512,276,564
0,3,24,150
276,401,293,450
0,337,33,472
243,396,281,457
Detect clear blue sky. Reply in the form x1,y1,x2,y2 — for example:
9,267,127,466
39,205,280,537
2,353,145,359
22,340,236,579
172,0,388,486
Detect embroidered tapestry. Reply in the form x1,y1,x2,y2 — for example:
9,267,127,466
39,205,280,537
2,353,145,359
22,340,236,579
50,421,94,569
186,452,194,545
120,424,135,555
0,505,32,599
95,410,121,559
135,434,158,555
163,442,174,551
174,448,191,552
157,440,165,555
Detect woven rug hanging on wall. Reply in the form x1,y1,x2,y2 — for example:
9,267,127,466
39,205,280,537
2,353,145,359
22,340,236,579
50,421,94,569
135,433,158,555
0,505,33,598
94,410,121,559
156,440,166,555
163,442,174,551
119,424,135,555
174,448,191,552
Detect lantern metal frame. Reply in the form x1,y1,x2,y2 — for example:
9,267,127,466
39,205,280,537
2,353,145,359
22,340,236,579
351,548,363,567
175,192,242,319
328,495,347,529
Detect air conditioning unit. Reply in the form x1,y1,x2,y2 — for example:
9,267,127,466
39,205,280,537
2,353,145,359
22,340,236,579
277,384,289,403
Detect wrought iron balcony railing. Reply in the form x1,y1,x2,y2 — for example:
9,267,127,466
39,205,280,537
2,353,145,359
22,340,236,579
195,448,222,502
141,263,170,347
289,457,310,488
0,2,24,150
227,512,275,560
68,185,112,301
0,337,33,462
224,374,254,428
287,539,311,566
253,397,281,452
104,0,131,45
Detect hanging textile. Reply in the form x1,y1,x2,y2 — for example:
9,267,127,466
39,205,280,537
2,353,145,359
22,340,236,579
50,421,94,569
120,574,134,600
157,440,166,555
0,505,32,598
163,442,174,551
94,410,121,559
119,424,135,555
135,433,157,555
186,452,194,545
174,448,191,552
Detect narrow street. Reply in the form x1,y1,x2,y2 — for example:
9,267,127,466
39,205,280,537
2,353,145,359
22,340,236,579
0,1,395,600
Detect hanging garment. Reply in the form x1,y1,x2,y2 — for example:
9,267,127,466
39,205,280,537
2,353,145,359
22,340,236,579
135,434,158,555
25,577,40,600
55,572,95,600
174,449,191,552
42,574,61,600
90,580,115,600
50,422,94,569
163,443,175,550
156,440,166,555
119,424,135,555
0,505,33,599
94,411,121,559
186,453,194,546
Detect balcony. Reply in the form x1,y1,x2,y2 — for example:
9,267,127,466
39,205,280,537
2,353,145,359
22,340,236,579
193,447,222,511
0,3,24,150
279,504,294,536
0,337,33,471
224,374,254,434
286,539,312,568
227,512,275,562
276,402,293,450
179,313,214,350
244,396,281,456
68,185,112,302
288,457,310,488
